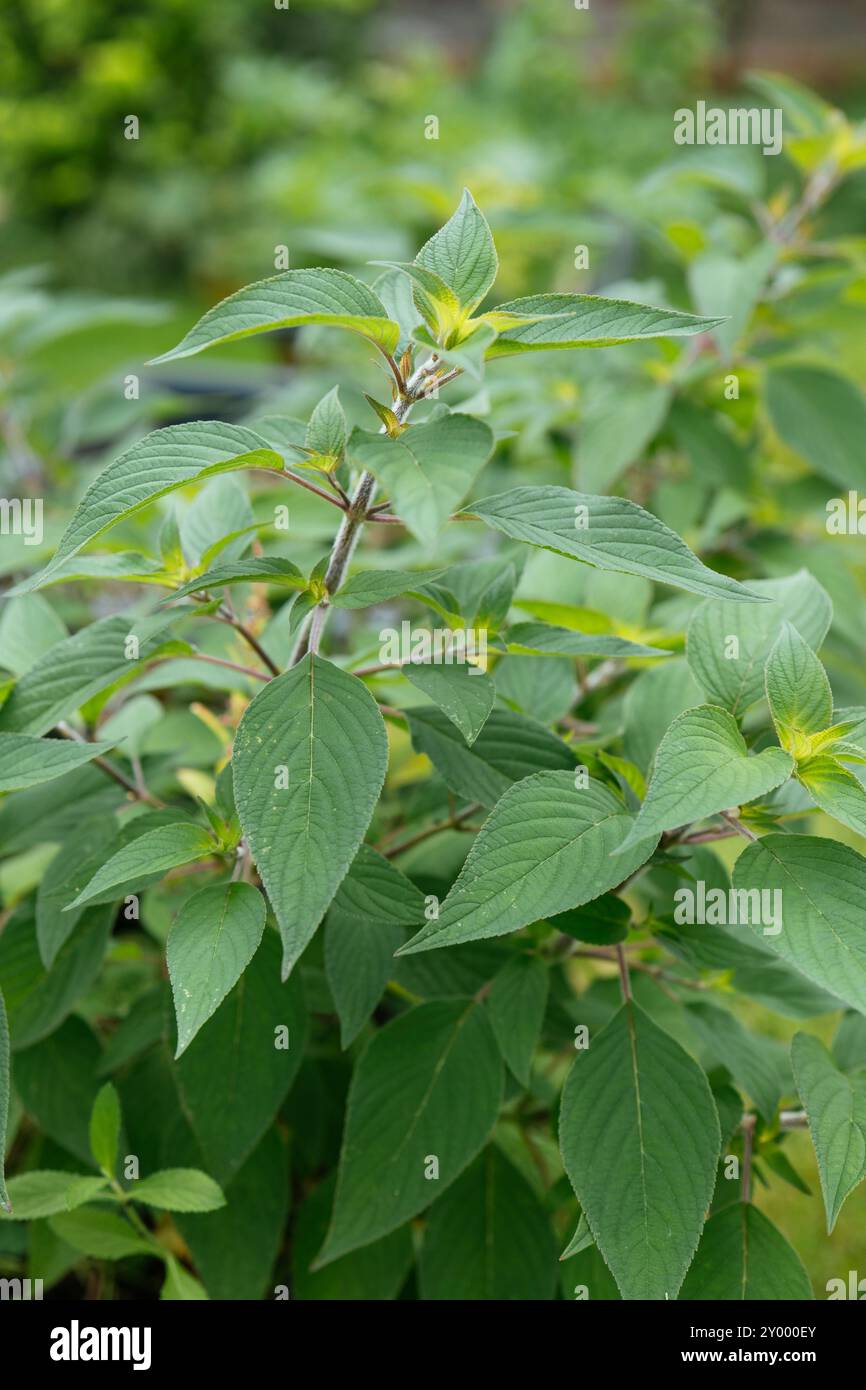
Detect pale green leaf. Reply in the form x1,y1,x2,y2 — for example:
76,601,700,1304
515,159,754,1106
49,1207,152,1260
161,1255,209,1300
89,1081,121,1178
465,487,764,601
149,268,400,363
560,1001,720,1300
765,622,833,752
132,1168,226,1213
168,881,267,1057
233,655,388,978
616,706,793,854
306,386,347,463
167,557,305,602
414,190,498,312
797,755,866,839
0,1170,106,1221
333,568,442,609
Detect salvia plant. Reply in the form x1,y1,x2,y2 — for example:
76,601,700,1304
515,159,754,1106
2,97,866,1299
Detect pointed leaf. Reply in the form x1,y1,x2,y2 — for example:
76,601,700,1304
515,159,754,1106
317,999,502,1264
67,823,216,911
765,622,833,753
168,882,267,1057
679,1202,812,1299
332,568,443,609
132,1168,226,1213
398,772,658,956
617,706,793,853
797,755,866,838
0,733,116,792
791,1032,866,1232
149,268,400,364
466,487,764,601
559,1001,720,1300
487,293,724,356
414,190,498,312
505,621,668,659
486,953,549,1086
406,705,575,807
306,386,347,464
233,655,388,977
89,1081,121,1178
399,662,495,744
732,834,866,1014
167,558,305,603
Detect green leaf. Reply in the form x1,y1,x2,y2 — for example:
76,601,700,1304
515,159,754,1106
766,365,866,490
22,422,285,592
306,386,347,465
418,1145,557,1299
0,989,8,1211
149,268,400,364
411,322,496,380
13,1016,102,1164
132,1168,226,1213
616,706,794,854
732,835,866,1014
765,622,833,754
398,773,658,956
178,1128,288,1300
89,1081,121,1178
0,905,112,1051
791,1032,866,1232
560,1213,594,1260
175,929,307,1183
399,663,495,744
161,1255,209,1300
486,954,549,1086
332,568,442,609
797,755,866,838
552,894,630,946
292,1172,413,1300
560,1001,720,1300
0,594,68,673
486,293,724,356
67,823,216,912
505,621,668,659
0,732,115,792
371,262,462,338
679,1201,812,1299
406,705,575,807
168,882,267,1058
233,655,388,979
414,190,498,313
316,998,502,1264
466,487,764,601
49,1207,153,1261
347,413,494,546
324,846,425,1048
0,1170,107,1221
686,570,832,715
167,558,306,602
0,613,187,735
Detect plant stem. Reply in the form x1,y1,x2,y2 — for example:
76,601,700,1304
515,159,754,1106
57,722,164,807
216,610,280,677
381,802,482,859
188,652,271,683
720,809,759,842
290,355,448,663
615,944,632,1002
741,1113,757,1201
282,469,347,510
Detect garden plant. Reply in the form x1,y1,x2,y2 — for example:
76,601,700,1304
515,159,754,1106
2,69,866,1302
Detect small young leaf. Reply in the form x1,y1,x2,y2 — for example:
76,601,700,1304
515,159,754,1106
306,386,348,465
66,823,216,911
89,1081,121,1178
414,190,498,313
0,1170,106,1221
765,622,833,754
49,1207,153,1260
797,755,866,839
167,557,306,602
616,705,793,853
132,1168,226,1213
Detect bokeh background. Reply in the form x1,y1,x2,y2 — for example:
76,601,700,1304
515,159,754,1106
1,0,866,1297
